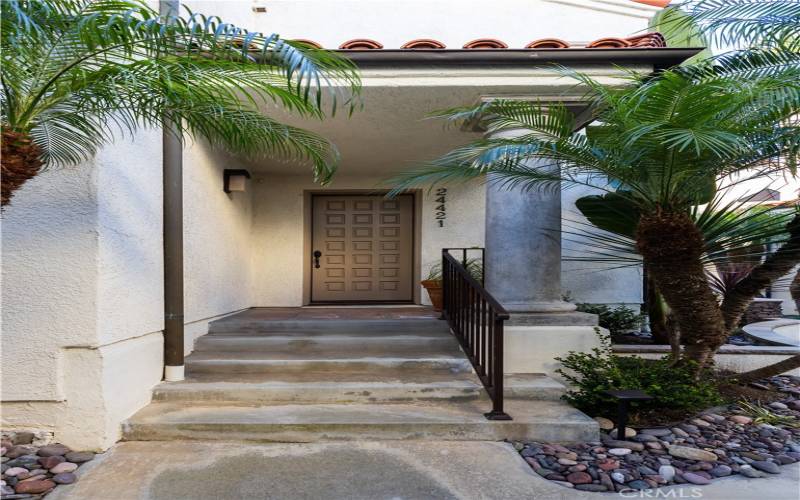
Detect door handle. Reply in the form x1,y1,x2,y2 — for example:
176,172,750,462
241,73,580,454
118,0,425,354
313,250,322,269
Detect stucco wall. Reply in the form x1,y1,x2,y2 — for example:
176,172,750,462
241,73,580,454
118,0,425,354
561,184,644,306
1,133,255,449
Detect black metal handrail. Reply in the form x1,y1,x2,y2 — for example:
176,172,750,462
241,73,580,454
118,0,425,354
441,248,511,420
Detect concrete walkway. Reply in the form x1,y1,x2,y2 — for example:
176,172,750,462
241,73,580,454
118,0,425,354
49,441,800,500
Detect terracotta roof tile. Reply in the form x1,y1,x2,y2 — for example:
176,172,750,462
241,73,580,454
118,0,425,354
463,38,508,49
626,32,667,48
334,32,668,50
339,39,383,50
525,38,570,49
401,39,447,49
587,37,632,48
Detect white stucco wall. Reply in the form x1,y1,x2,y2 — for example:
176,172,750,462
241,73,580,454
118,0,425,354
1,132,255,449
561,185,644,307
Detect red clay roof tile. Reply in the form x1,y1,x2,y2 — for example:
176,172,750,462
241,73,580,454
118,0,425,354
525,38,570,49
339,39,384,50
401,39,447,49
463,38,508,49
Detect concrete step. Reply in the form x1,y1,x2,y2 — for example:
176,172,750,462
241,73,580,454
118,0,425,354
152,374,565,404
122,400,597,443
184,357,474,376
192,336,462,357
207,319,450,335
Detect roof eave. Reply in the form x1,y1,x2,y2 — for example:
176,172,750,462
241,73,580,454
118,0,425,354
335,47,704,70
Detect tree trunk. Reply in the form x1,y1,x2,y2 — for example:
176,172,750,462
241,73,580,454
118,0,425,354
1,129,44,206
790,267,800,310
635,210,726,369
647,279,671,345
734,354,800,384
720,214,800,333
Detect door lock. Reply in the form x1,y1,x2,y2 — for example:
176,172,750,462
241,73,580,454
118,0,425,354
313,250,322,269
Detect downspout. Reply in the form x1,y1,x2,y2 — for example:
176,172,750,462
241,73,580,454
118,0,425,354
160,0,184,382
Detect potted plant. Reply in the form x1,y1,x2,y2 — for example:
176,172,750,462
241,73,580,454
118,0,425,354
421,258,483,311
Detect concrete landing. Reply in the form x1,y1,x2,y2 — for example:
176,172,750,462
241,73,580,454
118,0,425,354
48,441,800,500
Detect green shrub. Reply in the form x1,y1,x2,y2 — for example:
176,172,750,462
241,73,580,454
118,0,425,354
576,303,642,336
555,333,722,418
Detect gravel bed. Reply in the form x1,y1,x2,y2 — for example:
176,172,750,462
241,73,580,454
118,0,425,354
1,436,95,498
514,375,800,493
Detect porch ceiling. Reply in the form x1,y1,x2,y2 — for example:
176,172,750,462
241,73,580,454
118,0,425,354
239,49,700,177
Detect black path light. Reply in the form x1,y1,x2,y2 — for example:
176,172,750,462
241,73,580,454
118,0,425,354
603,389,654,440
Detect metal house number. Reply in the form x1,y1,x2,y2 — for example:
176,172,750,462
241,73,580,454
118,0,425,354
434,188,447,227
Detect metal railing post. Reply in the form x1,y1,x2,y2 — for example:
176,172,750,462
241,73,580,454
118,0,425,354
485,315,511,420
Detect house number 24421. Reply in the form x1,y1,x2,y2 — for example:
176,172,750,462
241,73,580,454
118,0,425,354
434,188,447,227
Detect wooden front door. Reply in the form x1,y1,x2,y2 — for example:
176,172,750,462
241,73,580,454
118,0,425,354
311,194,414,302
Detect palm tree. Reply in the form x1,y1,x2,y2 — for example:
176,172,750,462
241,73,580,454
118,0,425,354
1,0,360,206
391,67,800,371
568,193,797,353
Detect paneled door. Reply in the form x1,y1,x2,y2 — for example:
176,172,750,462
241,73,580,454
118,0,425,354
311,194,414,302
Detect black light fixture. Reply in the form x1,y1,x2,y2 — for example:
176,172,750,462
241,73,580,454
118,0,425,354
223,169,251,193
603,389,653,440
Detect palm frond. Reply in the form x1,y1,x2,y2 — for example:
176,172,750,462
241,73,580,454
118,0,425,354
1,0,361,182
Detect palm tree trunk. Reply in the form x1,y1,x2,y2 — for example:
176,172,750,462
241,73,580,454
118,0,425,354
734,354,800,384
789,267,800,311
647,280,671,345
719,214,800,333
636,210,726,369
1,129,44,206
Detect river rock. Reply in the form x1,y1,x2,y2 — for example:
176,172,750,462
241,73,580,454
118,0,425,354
668,445,718,462
38,455,65,469
641,428,672,437
710,465,732,477
3,467,28,477
658,465,676,482
566,471,592,484
15,479,56,494
682,472,711,485
37,443,71,457
604,440,645,451
50,462,77,474
609,427,637,439
608,448,632,456
52,472,77,485
64,451,94,464
597,458,619,471
594,417,614,430
729,415,752,425
751,460,780,474
739,465,764,478
627,480,651,490
5,446,35,459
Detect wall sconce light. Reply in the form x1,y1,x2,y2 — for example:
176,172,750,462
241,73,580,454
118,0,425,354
223,169,251,193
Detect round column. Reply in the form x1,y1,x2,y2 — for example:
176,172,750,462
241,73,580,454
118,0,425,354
484,133,575,314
